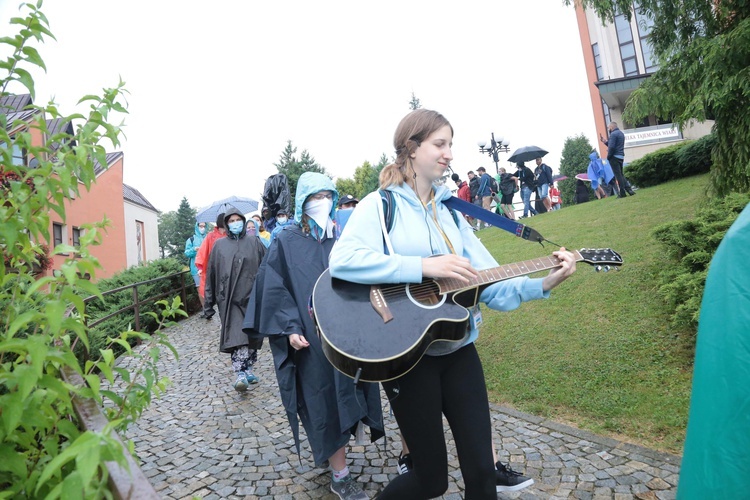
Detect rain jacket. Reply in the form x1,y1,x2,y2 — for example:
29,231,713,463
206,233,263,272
328,182,550,356
195,227,225,298
586,151,615,190
247,218,271,248
204,207,266,353
243,172,384,467
456,180,471,202
269,218,294,244
184,222,207,277
678,204,750,498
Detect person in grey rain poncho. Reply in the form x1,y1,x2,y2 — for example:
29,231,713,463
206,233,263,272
203,206,266,392
243,172,383,500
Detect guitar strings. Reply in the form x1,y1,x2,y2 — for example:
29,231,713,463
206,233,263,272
375,256,563,298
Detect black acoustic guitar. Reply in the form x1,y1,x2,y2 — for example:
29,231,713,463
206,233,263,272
313,248,622,382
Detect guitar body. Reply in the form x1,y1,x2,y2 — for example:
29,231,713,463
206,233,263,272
313,269,473,382
314,248,622,382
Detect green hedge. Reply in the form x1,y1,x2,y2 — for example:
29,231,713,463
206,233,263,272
82,258,198,361
652,192,750,344
625,134,714,188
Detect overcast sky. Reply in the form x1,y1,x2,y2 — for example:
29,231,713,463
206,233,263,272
1,0,597,213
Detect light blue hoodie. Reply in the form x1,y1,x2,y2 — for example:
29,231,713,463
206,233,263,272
329,182,549,354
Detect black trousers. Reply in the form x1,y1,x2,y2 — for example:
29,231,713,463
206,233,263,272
609,156,628,196
379,344,496,499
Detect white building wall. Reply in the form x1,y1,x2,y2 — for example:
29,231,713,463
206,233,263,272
123,201,160,267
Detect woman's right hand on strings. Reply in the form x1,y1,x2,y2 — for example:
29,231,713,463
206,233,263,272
289,333,310,351
422,254,478,283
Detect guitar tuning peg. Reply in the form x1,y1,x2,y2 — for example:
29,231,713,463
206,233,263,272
603,265,610,272
595,265,602,272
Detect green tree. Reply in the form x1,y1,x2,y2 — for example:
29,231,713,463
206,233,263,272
353,160,380,199
409,91,422,110
157,210,178,258
335,177,357,199
173,197,196,264
1,3,179,496
274,140,327,200
558,134,594,205
565,0,750,196
375,152,391,173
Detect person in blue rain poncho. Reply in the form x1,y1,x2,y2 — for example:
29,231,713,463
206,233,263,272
328,109,577,499
243,172,383,500
586,150,615,200
184,221,207,288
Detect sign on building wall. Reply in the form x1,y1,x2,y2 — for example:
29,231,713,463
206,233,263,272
624,124,681,147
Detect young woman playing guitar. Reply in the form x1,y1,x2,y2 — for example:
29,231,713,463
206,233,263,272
329,109,577,499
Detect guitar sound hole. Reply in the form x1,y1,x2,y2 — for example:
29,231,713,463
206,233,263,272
408,281,442,307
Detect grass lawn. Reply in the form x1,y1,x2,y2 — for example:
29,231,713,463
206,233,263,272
475,174,712,455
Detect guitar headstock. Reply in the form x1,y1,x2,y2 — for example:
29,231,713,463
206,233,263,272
576,248,623,269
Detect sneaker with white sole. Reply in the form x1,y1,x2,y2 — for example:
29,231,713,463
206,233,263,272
233,372,248,392
330,473,368,500
496,461,534,492
397,453,412,475
245,370,259,384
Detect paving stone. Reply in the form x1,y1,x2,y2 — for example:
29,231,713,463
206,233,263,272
109,314,681,499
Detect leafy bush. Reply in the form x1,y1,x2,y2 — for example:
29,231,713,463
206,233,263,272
82,258,196,361
652,192,750,338
1,4,181,497
675,133,716,176
625,134,715,189
625,142,685,187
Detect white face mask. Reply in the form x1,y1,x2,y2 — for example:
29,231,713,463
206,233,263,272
276,216,288,225
198,226,206,234
304,198,334,236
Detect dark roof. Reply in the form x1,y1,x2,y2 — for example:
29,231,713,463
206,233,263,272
46,117,74,136
45,118,76,151
123,183,158,212
93,151,124,176
0,93,32,114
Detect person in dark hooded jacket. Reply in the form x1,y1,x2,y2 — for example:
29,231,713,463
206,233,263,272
204,206,266,392
243,172,383,500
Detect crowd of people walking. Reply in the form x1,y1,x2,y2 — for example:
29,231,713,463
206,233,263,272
184,109,590,499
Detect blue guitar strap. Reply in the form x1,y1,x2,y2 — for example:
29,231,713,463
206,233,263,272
443,196,547,246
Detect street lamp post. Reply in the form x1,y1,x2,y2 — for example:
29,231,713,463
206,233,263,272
477,133,510,174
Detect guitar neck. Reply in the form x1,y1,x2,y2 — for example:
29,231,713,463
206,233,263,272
435,250,583,293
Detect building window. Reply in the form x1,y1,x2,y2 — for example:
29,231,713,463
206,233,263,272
72,227,81,248
53,223,64,247
0,141,26,166
614,12,639,76
602,99,612,127
635,7,658,73
592,43,604,81
136,220,145,264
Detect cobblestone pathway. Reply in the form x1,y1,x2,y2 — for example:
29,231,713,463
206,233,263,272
123,315,681,499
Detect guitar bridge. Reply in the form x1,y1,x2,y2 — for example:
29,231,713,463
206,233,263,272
370,286,393,323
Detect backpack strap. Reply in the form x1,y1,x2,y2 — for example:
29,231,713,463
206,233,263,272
377,189,395,255
379,189,396,233
379,188,460,232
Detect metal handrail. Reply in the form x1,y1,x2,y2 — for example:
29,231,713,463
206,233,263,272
85,270,189,331
64,269,193,499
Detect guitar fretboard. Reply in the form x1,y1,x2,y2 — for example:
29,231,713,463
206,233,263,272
435,250,583,293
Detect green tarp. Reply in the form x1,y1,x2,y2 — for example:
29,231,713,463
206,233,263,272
678,204,750,497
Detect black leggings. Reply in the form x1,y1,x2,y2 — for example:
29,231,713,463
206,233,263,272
379,344,496,499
